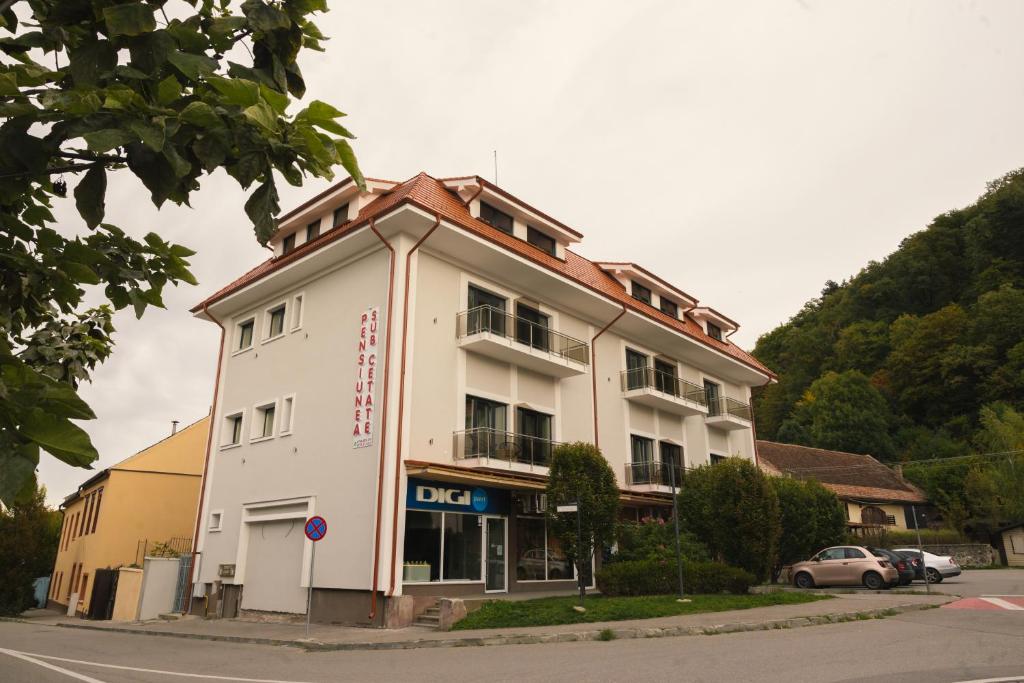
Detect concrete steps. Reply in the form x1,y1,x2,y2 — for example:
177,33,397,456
414,603,440,629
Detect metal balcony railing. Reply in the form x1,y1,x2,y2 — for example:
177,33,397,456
456,305,590,365
620,368,707,405
706,396,752,421
624,461,683,488
453,427,559,468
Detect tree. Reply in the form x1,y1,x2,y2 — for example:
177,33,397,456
0,485,62,615
0,0,364,505
771,476,845,582
613,517,709,564
545,442,620,590
677,458,780,582
777,370,895,458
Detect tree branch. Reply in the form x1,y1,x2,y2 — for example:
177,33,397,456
57,151,127,163
0,160,109,180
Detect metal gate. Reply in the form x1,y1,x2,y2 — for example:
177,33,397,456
173,554,193,613
87,569,119,620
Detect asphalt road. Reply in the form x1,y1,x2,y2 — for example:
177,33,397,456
1,570,1020,683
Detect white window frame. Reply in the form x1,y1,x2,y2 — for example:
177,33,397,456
234,316,256,355
251,399,278,442
290,293,304,332
262,301,288,343
208,510,224,532
279,394,296,436
221,410,245,449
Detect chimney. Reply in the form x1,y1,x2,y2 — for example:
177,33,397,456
171,420,180,435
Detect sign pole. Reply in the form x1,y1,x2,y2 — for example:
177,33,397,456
669,458,684,598
911,505,930,595
302,515,327,638
306,541,316,638
576,501,585,608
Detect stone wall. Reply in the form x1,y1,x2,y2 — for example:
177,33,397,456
922,544,998,567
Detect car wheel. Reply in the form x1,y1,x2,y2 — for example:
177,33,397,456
794,572,815,589
863,571,884,590
926,568,943,584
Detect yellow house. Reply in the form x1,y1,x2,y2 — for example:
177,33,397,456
49,416,209,616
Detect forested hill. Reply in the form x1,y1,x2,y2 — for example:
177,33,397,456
752,169,1024,462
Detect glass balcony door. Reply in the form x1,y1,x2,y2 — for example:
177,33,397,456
625,349,649,390
468,286,507,337
630,435,655,484
465,395,508,458
654,359,677,395
515,303,549,352
516,407,552,466
704,380,721,416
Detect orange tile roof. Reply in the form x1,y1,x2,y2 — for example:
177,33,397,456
193,173,775,379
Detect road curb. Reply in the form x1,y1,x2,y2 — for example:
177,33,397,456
9,599,949,652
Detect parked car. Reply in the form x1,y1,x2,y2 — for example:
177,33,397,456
892,548,961,583
867,547,915,586
892,549,926,582
791,546,900,590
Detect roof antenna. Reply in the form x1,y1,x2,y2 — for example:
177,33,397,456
493,150,498,185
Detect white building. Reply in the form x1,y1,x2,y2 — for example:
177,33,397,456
189,172,775,627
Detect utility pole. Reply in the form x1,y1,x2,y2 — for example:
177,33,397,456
911,504,930,595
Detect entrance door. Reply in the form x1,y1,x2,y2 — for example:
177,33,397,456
485,517,507,592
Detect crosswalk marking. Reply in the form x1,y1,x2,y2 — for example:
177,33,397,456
943,595,1024,611
980,596,1024,610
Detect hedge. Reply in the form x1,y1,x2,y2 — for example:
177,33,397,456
596,559,756,597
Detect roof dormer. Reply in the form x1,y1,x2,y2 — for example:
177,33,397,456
595,262,698,319
690,306,739,341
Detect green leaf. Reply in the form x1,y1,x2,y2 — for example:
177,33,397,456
103,2,156,37
163,145,192,179
69,40,117,87
84,128,134,153
180,101,221,129
18,408,99,467
0,445,38,508
0,72,17,96
207,75,260,107
156,75,182,105
192,135,226,171
241,0,291,32
242,102,278,132
74,166,107,229
167,50,218,81
304,100,346,121
259,83,289,115
244,178,279,244
335,139,365,190
126,118,166,151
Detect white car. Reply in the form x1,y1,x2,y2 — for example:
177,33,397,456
893,548,961,583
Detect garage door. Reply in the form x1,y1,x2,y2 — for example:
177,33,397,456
241,519,307,614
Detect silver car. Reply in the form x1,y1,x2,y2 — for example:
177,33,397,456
892,548,961,583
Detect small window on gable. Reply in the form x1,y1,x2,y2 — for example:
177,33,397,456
631,281,651,304
280,395,295,434
707,322,723,341
306,220,320,242
480,201,513,234
266,304,286,339
237,319,254,351
224,413,243,447
291,294,304,331
660,298,678,318
254,402,276,439
526,226,556,256
282,234,296,255
209,511,223,531
333,203,349,228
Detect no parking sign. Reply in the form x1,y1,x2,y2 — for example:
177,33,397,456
304,516,327,542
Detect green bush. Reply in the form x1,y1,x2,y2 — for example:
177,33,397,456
844,527,969,547
773,477,846,580
595,559,756,597
614,518,709,564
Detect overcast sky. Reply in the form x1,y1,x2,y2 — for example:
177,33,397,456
39,0,1024,505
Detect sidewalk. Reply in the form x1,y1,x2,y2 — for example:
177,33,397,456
11,592,952,651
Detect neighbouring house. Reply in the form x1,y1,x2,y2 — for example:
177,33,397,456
756,440,928,532
49,416,209,617
188,172,775,628
996,523,1024,567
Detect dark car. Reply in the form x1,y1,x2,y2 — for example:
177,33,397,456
892,549,926,582
867,547,915,586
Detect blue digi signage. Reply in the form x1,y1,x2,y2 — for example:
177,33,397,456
406,478,508,515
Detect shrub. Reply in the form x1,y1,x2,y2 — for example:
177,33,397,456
614,517,709,564
773,477,846,580
595,559,756,597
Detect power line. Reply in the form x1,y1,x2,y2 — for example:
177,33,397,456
780,449,1023,474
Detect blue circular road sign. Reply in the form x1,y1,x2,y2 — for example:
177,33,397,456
305,516,327,542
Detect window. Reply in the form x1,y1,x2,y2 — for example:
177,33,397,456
631,281,652,304
81,495,92,536
224,413,243,447
306,220,320,242
79,574,89,602
266,304,286,339
660,441,683,485
403,510,442,581
816,548,845,561
710,453,726,465
291,294,303,331
280,395,295,435
844,548,867,559
630,435,655,484
282,233,296,255
464,395,507,459
209,511,223,532
402,510,482,583
516,516,572,581
625,348,649,390
707,322,723,341
467,286,506,337
480,201,513,234
516,407,552,466
71,512,79,541
660,298,678,318
443,513,483,581
237,319,254,351
654,359,677,395
90,488,102,534
704,379,721,415
333,203,349,227
515,303,549,351
254,403,276,439
526,226,556,256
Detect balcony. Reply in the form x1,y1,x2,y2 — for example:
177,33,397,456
704,396,752,431
456,306,589,378
620,368,708,416
453,427,558,474
624,461,682,493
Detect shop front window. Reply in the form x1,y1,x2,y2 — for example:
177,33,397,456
443,513,482,581
403,511,442,582
402,510,483,583
515,516,573,581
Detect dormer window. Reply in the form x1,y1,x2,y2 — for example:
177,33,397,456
526,226,556,256
282,234,296,255
631,281,652,304
306,220,320,242
333,203,349,228
480,201,513,234
707,322,724,341
660,298,678,318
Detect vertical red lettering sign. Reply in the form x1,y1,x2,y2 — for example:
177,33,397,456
353,306,380,449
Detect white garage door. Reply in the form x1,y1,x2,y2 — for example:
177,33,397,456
241,519,307,614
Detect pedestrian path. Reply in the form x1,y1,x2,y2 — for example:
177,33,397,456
942,595,1024,611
